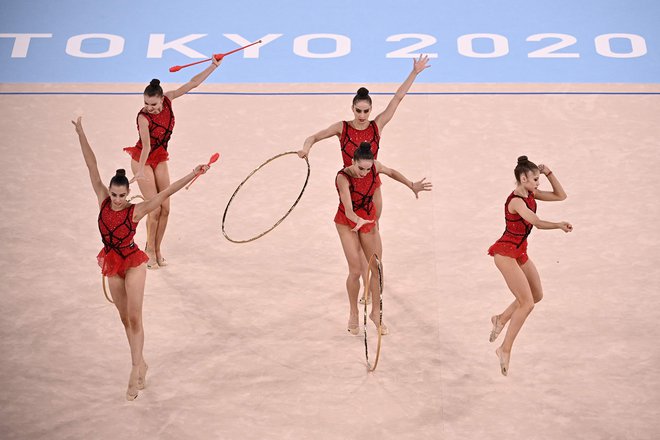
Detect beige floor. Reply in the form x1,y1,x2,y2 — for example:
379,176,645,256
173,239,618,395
0,82,659,439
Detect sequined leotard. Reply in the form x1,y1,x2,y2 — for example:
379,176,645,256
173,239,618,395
97,197,149,278
124,95,175,168
488,191,537,265
334,167,379,233
339,121,382,187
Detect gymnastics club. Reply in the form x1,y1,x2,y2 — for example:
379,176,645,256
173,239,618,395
186,152,220,190
169,40,262,72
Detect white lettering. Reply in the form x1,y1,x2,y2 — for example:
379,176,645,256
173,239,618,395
595,33,647,58
386,34,438,58
457,33,509,58
147,34,207,59
293,34,350,58
66,34,124,58
0,33,53,58
223,34,282,58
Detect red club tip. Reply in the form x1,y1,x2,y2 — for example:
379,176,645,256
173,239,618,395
208,153,220,164
169,65,182,72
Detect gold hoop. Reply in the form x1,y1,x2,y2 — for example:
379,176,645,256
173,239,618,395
222,151,310,243
100,194,146,304
363,253,383,372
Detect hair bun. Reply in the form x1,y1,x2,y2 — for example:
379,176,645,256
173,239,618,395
357,87,369,97
149,79,160,87
115,169,126,177
358,142,372,153
517,155,529,164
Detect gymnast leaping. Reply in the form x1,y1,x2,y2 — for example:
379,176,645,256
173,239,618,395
74,117,209,400
336,142,432,335
298,55,430,303
124,57,222,269
488,156,572,376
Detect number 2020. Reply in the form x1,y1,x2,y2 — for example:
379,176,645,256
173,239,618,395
385,33,647,59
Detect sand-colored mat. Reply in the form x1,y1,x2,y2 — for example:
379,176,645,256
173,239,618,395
1,83,658,439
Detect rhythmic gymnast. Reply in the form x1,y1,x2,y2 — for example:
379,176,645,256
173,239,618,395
336,142,432,335
124,57,221,268
73,117,209,400
488,156,572,376
298,55,430,302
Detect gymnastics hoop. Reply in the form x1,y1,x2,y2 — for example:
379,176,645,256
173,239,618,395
363,253,384,372
222,151,310,243
100,194,146,304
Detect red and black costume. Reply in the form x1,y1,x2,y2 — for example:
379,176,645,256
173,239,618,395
97,197,149,278
339,121,382,187
124,95,175,168
488,191,537,265
334,167,379,234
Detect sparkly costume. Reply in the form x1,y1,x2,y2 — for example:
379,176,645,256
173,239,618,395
334,167,379,233
340,121,380,165
488,191,537,265
124,95,175,168
97,197,149,278
340,121,382,187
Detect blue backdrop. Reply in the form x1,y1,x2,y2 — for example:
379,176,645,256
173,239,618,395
1,0,658,83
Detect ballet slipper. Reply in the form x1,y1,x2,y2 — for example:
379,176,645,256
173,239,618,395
146,253,159,270
359,293,371,305
145,245,158,270
369,313,389,335
495,347,509,377
489,315,505,343
126,366,139,401
137,360,148,390
347,316,359,335
156,257,168,267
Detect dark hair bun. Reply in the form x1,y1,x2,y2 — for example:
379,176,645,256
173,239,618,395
517,155,529,164
149,79,160,87
115,169,126,177
357,87,369,97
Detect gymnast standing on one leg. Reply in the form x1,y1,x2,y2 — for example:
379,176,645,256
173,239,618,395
73,117,209,400
488,156,572,376
336,142,432,335
298,55,430,303
124,56,221,269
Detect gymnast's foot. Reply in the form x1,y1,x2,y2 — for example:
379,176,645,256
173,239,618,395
126,366,139,401
347,314,359,335
495,346,510,377
146,250,159,270
369,313,389,335
359,290,371,305
137,360,148,390
490,314,505,342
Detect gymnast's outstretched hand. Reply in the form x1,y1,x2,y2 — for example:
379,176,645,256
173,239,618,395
411,177,433,199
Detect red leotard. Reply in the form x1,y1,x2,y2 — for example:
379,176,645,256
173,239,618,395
488,191,537,265
97,197,149,278
340,121,382,187
340,120,380,165
124,95,175,168
334,167,379,233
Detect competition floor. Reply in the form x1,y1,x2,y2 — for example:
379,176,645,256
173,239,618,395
1,82,659,439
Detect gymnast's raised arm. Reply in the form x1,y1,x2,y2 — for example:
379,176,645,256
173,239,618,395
71,116,109,207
